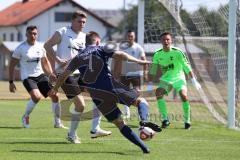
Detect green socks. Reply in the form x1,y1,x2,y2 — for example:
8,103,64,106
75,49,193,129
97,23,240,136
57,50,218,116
157,99,168,120
157,99,191,123
182,101,191,123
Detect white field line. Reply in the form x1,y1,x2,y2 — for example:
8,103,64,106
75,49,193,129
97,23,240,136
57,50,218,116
1,137,240,143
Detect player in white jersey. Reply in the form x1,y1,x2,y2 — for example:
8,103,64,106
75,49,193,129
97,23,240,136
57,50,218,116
113,30,148,119
8,25,65,129
44,11,111,144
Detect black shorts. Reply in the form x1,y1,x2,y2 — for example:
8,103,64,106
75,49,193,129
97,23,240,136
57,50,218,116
60,74,82,99
23,74,52,98
120,75,141,89
87,78,139,122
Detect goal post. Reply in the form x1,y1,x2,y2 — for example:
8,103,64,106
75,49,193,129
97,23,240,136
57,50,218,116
227,0,237,129
138,0,145,46
139,0,240,128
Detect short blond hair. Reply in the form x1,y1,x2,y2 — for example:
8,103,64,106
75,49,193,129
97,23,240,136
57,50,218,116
71,10,87,20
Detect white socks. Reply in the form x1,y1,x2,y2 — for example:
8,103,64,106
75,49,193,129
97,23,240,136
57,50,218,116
69,110,81,137
124,105,130,117
52,102,61,124
91,104,101,132
24,99,37,116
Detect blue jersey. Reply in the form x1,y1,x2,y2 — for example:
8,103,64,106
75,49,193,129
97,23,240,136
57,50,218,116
67,45,114,91
66,45,139,121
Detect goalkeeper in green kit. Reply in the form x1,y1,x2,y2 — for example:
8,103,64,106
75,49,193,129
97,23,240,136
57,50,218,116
147,32,201,129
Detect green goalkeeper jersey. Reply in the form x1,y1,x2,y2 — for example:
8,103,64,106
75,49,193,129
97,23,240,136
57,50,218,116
150,46,192,82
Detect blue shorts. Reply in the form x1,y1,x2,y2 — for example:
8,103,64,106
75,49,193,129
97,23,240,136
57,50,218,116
59,74,83,99
85,78,139,122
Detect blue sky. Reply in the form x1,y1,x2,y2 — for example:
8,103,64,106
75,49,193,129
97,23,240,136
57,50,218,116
0,0,229,12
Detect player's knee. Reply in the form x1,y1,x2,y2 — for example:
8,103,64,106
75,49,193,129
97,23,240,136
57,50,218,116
156,88,164,99
112,118,125,129
31,96,41,103
138,97,148,105
133,97,148,107
74,96,85,108
74,105,84,113
50,94,59,102
181,95,188,102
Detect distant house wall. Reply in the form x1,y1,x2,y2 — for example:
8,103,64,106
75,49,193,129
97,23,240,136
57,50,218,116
0,45,20,80
0,26,24,41
0,1,111,42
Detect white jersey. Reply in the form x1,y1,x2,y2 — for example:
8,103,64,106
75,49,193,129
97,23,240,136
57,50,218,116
56,26,86,73
12,41,46,80
122,42,145,76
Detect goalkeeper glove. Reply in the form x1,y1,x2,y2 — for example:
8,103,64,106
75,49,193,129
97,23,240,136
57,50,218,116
191,77,201,90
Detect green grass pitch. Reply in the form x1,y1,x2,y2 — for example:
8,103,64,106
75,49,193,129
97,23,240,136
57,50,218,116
0,99,240,160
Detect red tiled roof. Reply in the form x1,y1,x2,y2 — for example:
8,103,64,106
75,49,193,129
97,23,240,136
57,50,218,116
0,0,62,26
0,0,114,27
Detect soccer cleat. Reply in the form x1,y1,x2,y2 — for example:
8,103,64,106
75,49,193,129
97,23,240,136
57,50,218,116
139,121,162,132
54,123,68,129
22,115,30,128
161,120,170,128
90,128,112,138
184,123,191,130
142,147,150,154
66,133,81,144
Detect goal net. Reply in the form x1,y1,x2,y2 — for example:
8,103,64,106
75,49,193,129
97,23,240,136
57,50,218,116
143,0,240,127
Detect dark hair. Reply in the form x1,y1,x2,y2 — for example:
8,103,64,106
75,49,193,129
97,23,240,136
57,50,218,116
26,25,37,32
71,10,87,20
86,31,100,45
160,32,172,39
127,30,135,33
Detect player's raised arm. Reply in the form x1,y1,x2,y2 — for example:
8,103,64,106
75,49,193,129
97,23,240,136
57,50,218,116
44,31,68,67
8,57,19,93
112,50,151,65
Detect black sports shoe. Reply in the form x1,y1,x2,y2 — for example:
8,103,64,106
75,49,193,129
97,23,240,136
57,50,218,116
184,123,191,130
161,120,170,128
139,121,162,132
142,147,150,154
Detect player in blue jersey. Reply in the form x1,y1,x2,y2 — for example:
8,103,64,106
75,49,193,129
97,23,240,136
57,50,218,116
49,31,162,153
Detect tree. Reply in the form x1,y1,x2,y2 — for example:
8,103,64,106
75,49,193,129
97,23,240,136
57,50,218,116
193,6,228,36
180,9,199,36
118,0,227,40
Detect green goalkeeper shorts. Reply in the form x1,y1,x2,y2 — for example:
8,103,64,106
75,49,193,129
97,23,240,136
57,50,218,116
158,78,187,95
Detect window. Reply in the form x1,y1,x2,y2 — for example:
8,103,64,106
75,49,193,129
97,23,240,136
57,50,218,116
4,55,9,67
55,12,73,22
3,33,6,41
17,32,22,41
10,33,14,41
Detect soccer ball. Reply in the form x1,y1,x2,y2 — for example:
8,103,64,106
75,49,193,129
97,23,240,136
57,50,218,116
139,126,155,141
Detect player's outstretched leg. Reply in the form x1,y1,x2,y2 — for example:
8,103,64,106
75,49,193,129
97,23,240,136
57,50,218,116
135,98,162,132
113,118,150,154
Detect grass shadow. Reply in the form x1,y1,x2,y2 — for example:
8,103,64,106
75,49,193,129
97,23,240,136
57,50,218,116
12,149,127,155
0,141,67,144
0,126,22,129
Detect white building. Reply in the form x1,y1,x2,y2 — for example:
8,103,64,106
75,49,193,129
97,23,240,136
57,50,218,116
0,0,115,80
0,0,114,42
